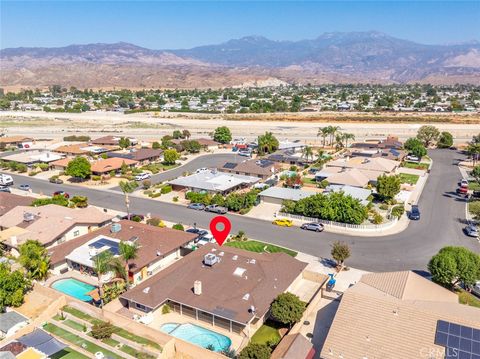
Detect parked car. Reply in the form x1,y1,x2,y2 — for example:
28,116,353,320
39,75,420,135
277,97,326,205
405,155,420,162
457,186,469,195
188,203,206,211
273,218,293,227
205,204,228,214
464,224,479,238
49,177,64,184
238,151,252,157
195,168,209,174
135,172,151,181
470,281,480,298
408,205,421,220
53,191,70,198
0,174,14,186
301,222,325,232
471,191,480,199
19,184,31,191
459,179,469,187
0,186,11,193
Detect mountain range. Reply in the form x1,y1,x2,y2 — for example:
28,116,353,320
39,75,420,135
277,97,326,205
1,31,479,89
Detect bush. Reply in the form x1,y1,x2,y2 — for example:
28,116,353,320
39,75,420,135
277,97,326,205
90,321,114,339
91,175,101,181
270,292,306,326
17,164,27,173
161,185,172,194
289,165,298,172
37,163,49,171
239,343,271,359
149,192,161,198
162,304,171,314
172,223,184,231
186,191,211,205
146,217,165,228
142,179,151,189
239,207,252,215
391,205,405,218
379,203,389,210
372,213,383,224
173,196,179,202
28,171,39,176
131,215,142,222
63,135,90,142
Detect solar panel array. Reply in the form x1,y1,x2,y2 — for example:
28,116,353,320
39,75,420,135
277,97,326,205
90,237,120,255
223,162,237,169
435,320,480,359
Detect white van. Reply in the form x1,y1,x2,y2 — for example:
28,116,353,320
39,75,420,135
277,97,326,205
0,174,13,186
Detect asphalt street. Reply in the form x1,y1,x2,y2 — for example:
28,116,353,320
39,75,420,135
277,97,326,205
5,149,480,271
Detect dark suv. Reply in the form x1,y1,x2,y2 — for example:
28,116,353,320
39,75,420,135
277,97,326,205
409,205,420,220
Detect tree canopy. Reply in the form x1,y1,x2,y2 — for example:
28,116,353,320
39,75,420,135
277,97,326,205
270,292,306,326
428,246,480,287
437,131,454,148
213,126,232,144
257,132,279,155
118,137,131,149
65,156,91,179
331,241,351,267
163,149,180,165
404,137,427,158
0,263,31,311
417,125,440,147
239,343,271,359
376,174,401,201
18,240,51,280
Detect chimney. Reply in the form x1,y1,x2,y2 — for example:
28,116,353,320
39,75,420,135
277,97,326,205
194,280,202,295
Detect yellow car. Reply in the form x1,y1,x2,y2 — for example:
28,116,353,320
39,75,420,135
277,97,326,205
272,218,293,227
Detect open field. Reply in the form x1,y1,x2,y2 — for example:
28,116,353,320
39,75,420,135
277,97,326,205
2,110,480,143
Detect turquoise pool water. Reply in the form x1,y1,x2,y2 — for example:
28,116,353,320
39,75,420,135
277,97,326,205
51,278,96,301
160,322,232,352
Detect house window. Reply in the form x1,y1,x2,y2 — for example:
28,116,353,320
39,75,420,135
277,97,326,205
135,303,149,312
73,230,80,237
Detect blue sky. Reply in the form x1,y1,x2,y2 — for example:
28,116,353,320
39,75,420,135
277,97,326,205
1,1,479,49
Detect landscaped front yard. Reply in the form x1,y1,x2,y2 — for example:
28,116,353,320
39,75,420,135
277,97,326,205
402,162,429,170
225,240,297,257
399,173,420,185
251,323,281,346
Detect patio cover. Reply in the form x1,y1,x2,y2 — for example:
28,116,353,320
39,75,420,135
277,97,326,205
17,329,67,356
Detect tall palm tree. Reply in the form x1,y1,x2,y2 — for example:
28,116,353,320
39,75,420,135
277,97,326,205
317,127,330,147
329,126,341,147
258,132,279,155
342,133,355,148
93,250,114,308
302,146,314,162
119,180,138,220
119,241,139,288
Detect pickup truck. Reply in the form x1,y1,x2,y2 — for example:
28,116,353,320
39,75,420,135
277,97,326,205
205,204,228,214
0,174,14,186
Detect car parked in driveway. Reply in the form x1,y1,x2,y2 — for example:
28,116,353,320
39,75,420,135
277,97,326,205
273,218,293,227
464,224,479,238
301,222,325,232
19,184,31,191
135,173,151,181
188,203,206,211
409,205,420,220
405,155,420,162
205,204,228,214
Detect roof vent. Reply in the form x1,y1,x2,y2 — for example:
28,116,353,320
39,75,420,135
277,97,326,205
156,250,161,257
88,247,98,257
242,293,250,301
250,259,256,264
23,212,35,222
204,253,220,266
194,280,202,295
111,223,122,233
232,255,238,261
143,287,150,294
233,267,246,277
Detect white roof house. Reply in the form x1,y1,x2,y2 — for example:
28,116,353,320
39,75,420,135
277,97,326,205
324,185,372,205
259,187,316,202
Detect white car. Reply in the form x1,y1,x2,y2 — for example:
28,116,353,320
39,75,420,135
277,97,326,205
135,173,151,181
195,168,209,174
405,155,420,162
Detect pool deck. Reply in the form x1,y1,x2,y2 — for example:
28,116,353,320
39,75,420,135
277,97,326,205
46,270,99,288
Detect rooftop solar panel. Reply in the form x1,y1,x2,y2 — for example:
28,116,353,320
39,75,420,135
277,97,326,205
89,238,120,255
435,320,480,359
223,162,237,169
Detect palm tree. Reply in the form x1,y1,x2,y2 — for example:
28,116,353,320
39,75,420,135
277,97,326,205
468,144,480,166
93,250,114,308
316,149,326,166
329,126,341,147
119,241,139,288
258,132,279,155
342,133,355,148
335,133,344,150
119,180,139,220
317,127,330,147
302,146,314,162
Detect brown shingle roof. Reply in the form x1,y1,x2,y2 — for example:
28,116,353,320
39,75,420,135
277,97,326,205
220,159,279,177
49,158,72,168
0,193,35,217
120,244,307,324
320,271,480,359
0,136,33,144
90,135,118,145
49,220,197,273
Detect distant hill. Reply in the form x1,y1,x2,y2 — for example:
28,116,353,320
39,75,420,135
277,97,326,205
1,31,479,89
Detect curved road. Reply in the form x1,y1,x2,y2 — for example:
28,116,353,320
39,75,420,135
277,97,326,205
7,149,480,271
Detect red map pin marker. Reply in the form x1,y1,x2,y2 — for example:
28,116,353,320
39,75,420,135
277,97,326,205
210,216,231,246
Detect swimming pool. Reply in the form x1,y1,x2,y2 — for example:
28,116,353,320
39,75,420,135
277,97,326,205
51,278,96,302
160,322,232,352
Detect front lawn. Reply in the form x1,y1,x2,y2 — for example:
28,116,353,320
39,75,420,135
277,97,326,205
251,323,281,346
456,288,480,308
301,177,317,186
50,348,90,359
402,162,429,170
399,173,420,185
225,240,297,257
468,181,480,191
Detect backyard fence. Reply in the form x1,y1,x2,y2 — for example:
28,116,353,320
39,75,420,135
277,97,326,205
279,212,398,232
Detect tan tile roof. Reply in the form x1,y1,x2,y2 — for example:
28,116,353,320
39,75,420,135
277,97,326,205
271,333,314,359
54,143,89,155
48,220,197,272
0,136,33,144
0,193,35,216
327,157,400,173
49,158,72,168
326,168,370,188
91,158,138,174
321,271,480,359
121,244,307,324
0,204,113,247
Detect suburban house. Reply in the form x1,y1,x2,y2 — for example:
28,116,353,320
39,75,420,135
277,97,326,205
351,135,403,150
107,148,164,165
320,271,480,359
119,244,307,336
219,159,280,180
0,204,113,252
267,150,311,167
49,157,72,171
325,156,400,174
348,147,406,161
271,333,315,359
0,136,34,149
324,185,372,205
48,220,197,283
259,187,316,205
0,311,29,339
0,329,67,359
195,138,221,151
168,170,260,195
317,168,370,188
91,135,138,147
54,143,118,157
0,193,35,217
90,157,138,175
1,151,64,166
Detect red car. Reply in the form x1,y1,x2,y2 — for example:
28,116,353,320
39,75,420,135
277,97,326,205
53,191,70,199
457,186,468,195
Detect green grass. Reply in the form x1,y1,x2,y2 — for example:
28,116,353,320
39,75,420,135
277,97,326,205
43,323,124,359
50,348,90,359
103,337,120,347
301,177,317,185
63,319,86,332
468,181,480,191
401,162,429,170
61,306,162,350
457,289,480,308
251,324,281,345
120,344,156,359
399,173,420,185
225,240,297,257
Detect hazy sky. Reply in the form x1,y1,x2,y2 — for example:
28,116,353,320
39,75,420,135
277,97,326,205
1,1,479,49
